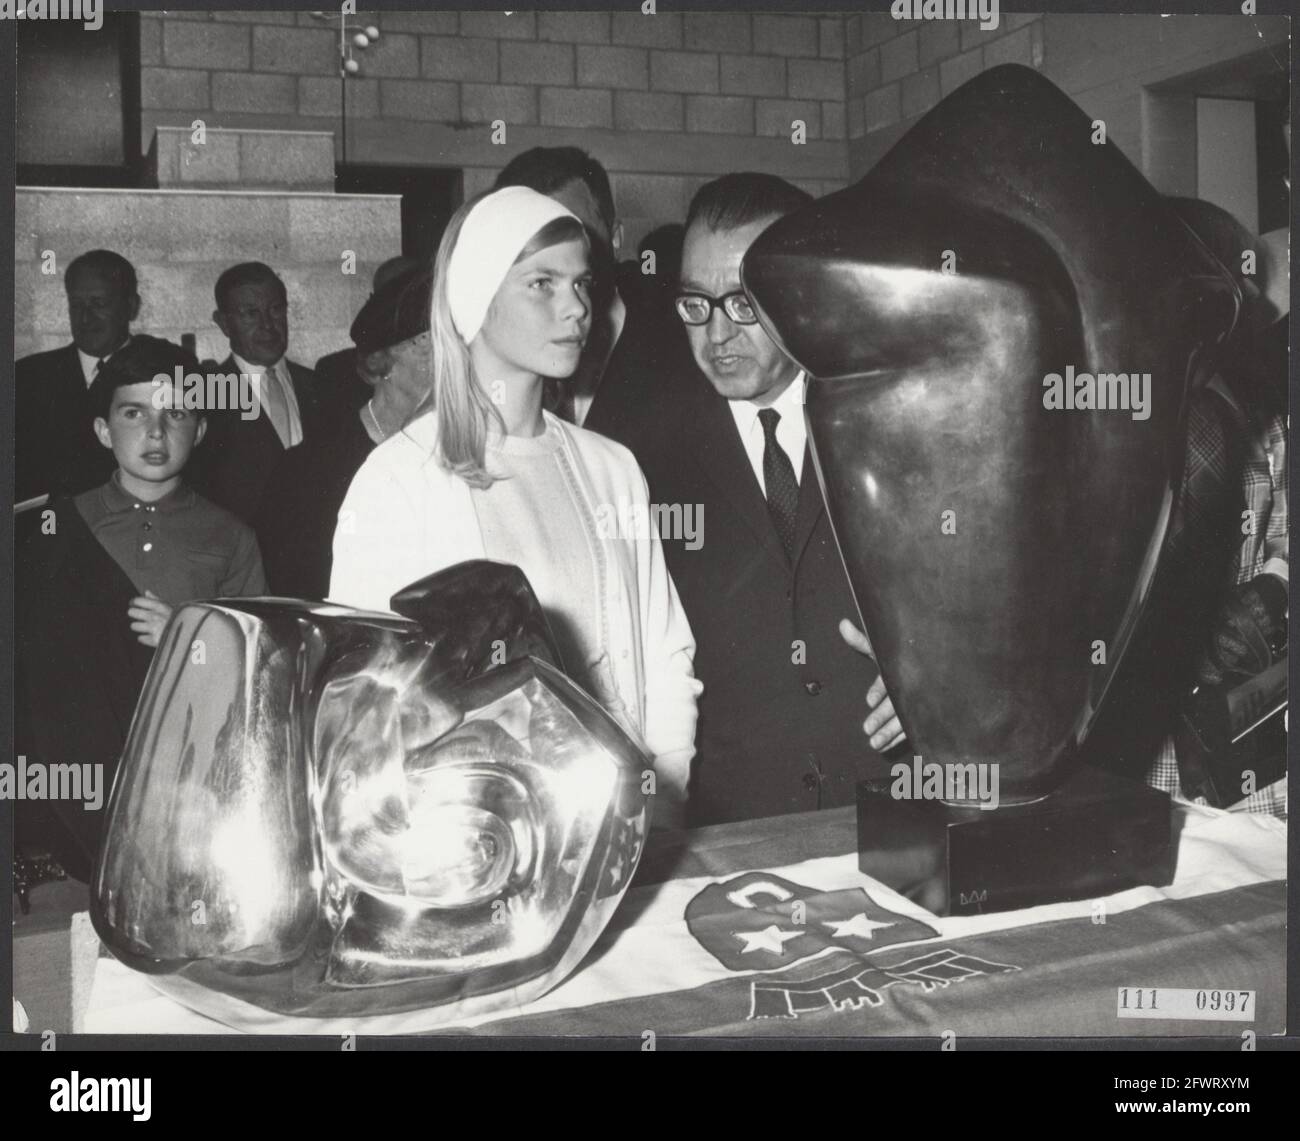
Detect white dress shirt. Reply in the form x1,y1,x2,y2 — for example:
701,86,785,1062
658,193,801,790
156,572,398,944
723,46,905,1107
232,352,303,448
726,371,807,495
78,340,130,387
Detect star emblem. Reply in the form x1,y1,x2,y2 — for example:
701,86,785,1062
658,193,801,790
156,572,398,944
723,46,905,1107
824,912,894,941
607,857,624,887
735,924,803,956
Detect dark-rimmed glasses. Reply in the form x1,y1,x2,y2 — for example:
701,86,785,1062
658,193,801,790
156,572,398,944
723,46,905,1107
674,290,758,326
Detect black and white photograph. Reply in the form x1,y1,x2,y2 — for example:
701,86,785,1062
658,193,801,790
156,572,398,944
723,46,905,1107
3,0,1292,1086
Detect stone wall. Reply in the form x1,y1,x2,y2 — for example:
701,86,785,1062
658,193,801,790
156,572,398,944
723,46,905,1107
845,11,1289,188
139,9,851,252
148,125,336,192
18,10,1288,365
15,184,401,365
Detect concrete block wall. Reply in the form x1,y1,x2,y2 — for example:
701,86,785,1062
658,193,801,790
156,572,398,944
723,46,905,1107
149,126,337,191
23,10,1286,367
846,11,1289,186
15,186,402,366
138,9,851,252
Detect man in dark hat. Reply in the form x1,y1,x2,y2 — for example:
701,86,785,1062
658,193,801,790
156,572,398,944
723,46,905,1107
256,263,434,599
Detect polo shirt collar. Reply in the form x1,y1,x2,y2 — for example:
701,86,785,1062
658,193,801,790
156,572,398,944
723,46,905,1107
101,470,194,515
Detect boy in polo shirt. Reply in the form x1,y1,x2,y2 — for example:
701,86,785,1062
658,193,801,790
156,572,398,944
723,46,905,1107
84,335,266,641
15,336,265,882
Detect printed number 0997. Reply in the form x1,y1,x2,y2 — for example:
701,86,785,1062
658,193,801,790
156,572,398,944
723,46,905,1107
1197,990,1251,1014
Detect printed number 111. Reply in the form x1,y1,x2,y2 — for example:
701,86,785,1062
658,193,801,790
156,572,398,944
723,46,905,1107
1118,988,1158,1010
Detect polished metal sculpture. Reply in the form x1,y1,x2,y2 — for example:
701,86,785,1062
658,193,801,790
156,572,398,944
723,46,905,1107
91,562,650,1028
743,65,1240,803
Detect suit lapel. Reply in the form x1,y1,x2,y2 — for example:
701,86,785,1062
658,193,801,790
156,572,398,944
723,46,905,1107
61,343,88,396
790,444,826,571
287,360,318,421
62,344,94,424
65,345,92,423
221,354,283,452
681,379,789,572
64,345,118,492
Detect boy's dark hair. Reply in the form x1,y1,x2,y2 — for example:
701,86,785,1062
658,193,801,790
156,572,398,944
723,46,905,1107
214,261,287,312
90,334,201,420
495,147,617,234
684,173,814,236
65,249,138,296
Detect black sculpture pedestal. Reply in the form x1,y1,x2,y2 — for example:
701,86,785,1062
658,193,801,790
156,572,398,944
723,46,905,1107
856,765,1173,917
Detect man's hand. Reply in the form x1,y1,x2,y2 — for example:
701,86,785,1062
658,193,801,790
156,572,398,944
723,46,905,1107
839,618,906,752
128,590,173,648
1194,574,1287,687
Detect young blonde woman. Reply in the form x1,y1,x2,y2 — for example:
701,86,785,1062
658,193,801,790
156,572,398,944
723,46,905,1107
330,187,701,820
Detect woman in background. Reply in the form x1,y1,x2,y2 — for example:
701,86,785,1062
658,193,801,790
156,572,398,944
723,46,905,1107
330,187,701,821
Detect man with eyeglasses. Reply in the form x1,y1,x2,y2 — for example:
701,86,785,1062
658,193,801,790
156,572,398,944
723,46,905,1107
599,172,904,827
196,261,323,528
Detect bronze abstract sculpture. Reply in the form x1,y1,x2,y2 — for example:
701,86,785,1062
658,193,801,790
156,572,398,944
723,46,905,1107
743,65,1240,804
91,562,650,1028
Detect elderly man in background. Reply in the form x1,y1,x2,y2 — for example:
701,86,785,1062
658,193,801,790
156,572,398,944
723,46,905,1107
15,248,140,502
196,261,322,527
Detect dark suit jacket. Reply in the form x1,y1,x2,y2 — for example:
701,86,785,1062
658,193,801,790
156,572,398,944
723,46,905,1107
255,409,375,599
193,356,323,528
15,343,117,503
313,347,370,415
584,262,695,440
593,369,893,826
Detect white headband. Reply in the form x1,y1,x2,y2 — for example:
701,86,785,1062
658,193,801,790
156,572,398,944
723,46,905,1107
446,186,581,342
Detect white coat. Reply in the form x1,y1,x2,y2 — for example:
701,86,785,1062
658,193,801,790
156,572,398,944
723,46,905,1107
330,409,702,800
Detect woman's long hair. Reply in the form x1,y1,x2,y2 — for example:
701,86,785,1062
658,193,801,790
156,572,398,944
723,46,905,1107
420,194,588,489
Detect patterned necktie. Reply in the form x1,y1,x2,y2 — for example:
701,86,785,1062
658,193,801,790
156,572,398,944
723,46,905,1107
758,408,799,560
